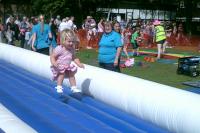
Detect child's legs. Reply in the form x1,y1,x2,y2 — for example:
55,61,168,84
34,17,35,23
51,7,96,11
123,44,129,58
87,30,92,48
24,40,28,49
132,43,139,55
27,41,31,50
132,48,137,55
157,43,162,59
66,71,76,87
136,47,139,55
57,73,65,86
162,42,166,54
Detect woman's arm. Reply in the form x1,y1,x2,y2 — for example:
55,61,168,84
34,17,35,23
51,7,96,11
31,33,36,51
114,47,122,66
48,31,52,39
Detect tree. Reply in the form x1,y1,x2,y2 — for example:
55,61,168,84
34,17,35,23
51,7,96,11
30,0,69,18
30,0,105,26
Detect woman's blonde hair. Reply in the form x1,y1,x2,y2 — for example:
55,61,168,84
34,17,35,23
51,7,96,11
104,21,112,27
61,29,79,45
39,14,44,33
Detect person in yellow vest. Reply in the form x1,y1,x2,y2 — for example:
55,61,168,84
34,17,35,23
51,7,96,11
153,20,166,59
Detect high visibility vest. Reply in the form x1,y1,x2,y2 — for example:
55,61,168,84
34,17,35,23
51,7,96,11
155,25,166,42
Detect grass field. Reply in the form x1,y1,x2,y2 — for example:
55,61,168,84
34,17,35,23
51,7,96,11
76,47,200,89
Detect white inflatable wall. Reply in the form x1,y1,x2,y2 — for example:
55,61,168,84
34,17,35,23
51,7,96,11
0,103,37,133
1,43,200,133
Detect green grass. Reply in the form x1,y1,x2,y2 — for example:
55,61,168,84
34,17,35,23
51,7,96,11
76,48,200,89
76,49,99,67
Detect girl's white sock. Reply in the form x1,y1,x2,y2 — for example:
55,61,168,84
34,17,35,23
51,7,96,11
55,85,63,93
56,85,62,89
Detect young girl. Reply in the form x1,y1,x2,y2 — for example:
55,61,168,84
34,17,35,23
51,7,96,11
50,29,84,93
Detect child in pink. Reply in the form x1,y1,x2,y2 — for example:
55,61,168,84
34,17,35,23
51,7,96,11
122,24,133,59
50,29,84,93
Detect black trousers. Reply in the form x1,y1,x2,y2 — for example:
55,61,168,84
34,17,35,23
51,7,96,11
99,62,121,73
36,47,49,55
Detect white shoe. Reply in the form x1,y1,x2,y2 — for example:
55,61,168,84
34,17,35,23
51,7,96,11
55,86,63,93
71,86,81,93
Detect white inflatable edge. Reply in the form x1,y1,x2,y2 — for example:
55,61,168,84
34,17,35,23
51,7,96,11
1,43,200,133
0,103,37,133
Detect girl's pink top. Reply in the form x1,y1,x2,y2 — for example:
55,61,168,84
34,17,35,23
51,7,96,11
51,45,76,80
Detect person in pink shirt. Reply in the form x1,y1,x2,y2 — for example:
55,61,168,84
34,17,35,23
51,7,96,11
50,29,84,93
97,18,105,33
122,24,133,59
85,16,96,49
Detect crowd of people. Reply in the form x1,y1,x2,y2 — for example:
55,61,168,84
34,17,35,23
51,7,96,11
0,14,190,51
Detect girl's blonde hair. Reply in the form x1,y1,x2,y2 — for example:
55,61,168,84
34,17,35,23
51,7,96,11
61,29,79,45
